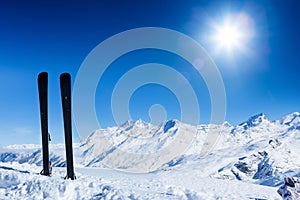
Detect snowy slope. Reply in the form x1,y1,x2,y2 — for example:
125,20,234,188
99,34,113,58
0,112,299,199
0,162,279,200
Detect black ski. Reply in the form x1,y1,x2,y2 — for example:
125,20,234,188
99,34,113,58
38,72,51,176
60,73,76,180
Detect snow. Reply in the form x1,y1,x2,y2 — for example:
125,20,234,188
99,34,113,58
0,112,299,199
0,162,279,199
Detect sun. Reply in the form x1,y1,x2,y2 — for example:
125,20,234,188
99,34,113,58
214,24,241,50
210,13,254,54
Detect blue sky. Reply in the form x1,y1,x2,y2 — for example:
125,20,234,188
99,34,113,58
0,0,299,145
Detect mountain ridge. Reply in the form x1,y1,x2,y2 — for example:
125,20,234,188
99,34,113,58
0,112,299,187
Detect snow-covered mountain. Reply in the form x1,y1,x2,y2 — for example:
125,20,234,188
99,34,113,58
78,112,300,180
0,112,299,199
0,144,69,168
80,119,197,172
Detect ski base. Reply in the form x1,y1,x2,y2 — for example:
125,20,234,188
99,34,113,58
60,73,76,180
38,72,51,176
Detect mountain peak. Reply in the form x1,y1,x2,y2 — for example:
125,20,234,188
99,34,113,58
134,118,149,127
280,112,300,126
121,120,134,127
120,119,151,128
222,121,232,127
249,113,267,121
238,113,269,128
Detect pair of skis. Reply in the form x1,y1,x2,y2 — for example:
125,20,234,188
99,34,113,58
37,72,75,180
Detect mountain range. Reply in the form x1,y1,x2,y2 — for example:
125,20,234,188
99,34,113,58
1,112,300,188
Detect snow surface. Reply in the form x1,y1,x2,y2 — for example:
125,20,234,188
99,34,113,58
0,112,299,199
0,162,279,199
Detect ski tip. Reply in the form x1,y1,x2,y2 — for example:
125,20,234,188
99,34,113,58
38,72,48,80
60,73,71,80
